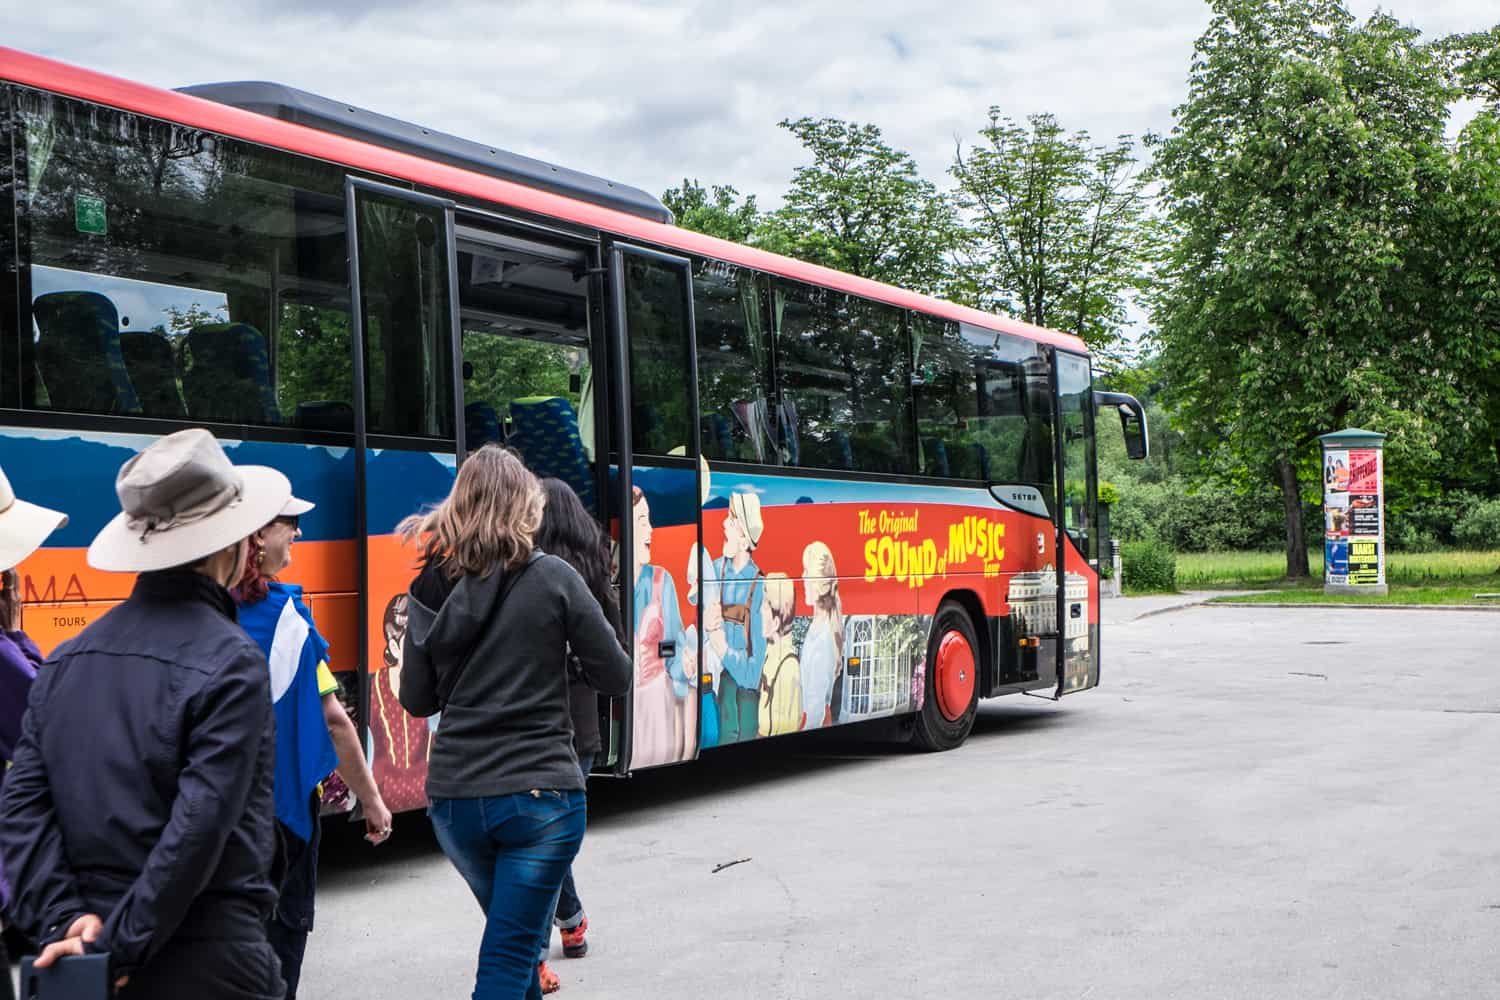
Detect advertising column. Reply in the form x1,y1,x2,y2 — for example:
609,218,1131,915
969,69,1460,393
1318,428,1387,596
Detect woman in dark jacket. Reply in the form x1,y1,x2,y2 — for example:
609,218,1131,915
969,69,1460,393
532,478,625,984
397,446,630,1000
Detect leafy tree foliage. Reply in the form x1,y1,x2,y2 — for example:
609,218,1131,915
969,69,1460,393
754,117,958,295
661,179,763,243
1148,0,1457,577
951,112,1153,363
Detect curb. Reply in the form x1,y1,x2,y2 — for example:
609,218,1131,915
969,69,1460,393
1205,601,1500,613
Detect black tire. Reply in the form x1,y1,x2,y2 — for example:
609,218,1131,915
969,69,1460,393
910,601,981,751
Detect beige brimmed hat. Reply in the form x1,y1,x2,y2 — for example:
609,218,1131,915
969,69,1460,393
0,467,68,571
280,496,315,517
728,491,764,548
88,429,291,573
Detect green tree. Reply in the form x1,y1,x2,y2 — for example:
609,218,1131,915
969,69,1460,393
661,179,762,243
1148,0,1455,578
950,112,1154,363
756,117,958,295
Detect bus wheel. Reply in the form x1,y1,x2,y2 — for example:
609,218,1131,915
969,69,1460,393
911,602,980,751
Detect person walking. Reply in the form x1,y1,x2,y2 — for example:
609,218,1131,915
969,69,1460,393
0,428,290,999
0,466,67,1000
532,477,626,991
397,446,630,1000
236,494,395,999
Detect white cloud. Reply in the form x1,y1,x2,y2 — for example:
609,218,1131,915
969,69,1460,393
4,0,1494,211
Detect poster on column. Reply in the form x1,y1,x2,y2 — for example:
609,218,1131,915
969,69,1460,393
1348,538,1380,586
1350,493,1380,535
1348,450,1380,495
1325,538,1349,582
1323,449,1350,503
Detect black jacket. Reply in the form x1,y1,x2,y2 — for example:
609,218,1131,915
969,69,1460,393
567,573,624,758
401,551,630,800
0,571,277,977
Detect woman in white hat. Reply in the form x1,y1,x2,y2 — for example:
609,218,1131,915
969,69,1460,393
234,493,393,1000
0,428,291,999
0,466,67,1000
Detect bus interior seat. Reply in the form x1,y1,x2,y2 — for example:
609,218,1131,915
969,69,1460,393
182,323,282,425
295,400,354,432
509,396,597,515
923,437,950,478
120,331,187,418
829,430,854,470
32,291,142,415
701,413,733,460
465,401,504,448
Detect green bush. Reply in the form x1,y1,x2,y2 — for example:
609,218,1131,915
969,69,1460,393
1454,497,1500,550
1123,540,1178,593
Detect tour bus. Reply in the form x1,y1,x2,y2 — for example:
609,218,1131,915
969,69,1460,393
0,47,1147,815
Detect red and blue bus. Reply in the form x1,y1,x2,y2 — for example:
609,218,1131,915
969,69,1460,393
0,48,1147,814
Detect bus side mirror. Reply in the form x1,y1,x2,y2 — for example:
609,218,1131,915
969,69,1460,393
1095,391,1149,460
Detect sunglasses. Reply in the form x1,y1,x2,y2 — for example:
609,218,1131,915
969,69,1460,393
274,515,301,531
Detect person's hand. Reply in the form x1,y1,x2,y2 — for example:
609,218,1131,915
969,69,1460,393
34,913,102,968
363,797,394,845
709,629,728,660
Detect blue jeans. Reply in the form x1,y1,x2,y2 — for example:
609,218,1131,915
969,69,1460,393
430,790,587,1000
538,755,592,962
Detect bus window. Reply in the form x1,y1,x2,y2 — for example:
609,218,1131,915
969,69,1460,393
14,89,352,428
1057,352,1097,561
454,231,597,507
623,255,693,457
692,258,776,465
772,280,912,475
912,317,1055,494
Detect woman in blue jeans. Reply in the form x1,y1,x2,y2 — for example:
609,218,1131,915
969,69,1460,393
397,447,630,1000
532,478,627,991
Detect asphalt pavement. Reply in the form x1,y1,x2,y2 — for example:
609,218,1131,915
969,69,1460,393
11,598,1498,998
300,598,1499,999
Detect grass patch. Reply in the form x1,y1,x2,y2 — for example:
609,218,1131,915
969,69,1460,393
1207,585,1500,606
1177,549,1500,589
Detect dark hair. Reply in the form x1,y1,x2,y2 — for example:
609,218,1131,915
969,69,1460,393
537,478,623,643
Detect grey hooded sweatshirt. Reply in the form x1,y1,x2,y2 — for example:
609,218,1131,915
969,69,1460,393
399,551,631,800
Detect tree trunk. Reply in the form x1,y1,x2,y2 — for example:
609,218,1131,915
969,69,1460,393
1277,458,1310,579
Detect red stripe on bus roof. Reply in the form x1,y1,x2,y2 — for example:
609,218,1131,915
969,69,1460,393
0,47,1088,354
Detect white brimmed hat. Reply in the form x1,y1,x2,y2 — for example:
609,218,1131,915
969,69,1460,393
280,496,315,517
0,467,68,571
88,429,291,573
728,491,764,548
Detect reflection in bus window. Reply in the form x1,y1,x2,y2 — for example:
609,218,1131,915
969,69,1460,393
772,281,912,475
623,256,692,457
17,90,352,427
911,317,1054,491
692,258,775,465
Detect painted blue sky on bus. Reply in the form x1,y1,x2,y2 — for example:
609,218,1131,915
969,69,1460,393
0,428,457,545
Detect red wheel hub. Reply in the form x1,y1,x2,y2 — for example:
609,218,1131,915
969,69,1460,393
934,630,975,722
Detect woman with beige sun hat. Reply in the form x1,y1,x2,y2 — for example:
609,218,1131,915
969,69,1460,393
0,465,67,1000
0,428,293,1000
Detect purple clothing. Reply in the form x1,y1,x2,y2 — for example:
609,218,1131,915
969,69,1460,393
0,629,42,764
0,628,43,909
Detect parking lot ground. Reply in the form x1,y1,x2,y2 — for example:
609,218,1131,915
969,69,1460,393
12,604,1495,999
301,604,1500,999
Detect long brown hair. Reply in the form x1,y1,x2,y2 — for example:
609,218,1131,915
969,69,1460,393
398,445,543,578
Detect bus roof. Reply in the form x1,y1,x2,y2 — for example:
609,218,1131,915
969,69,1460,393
0,47,1088,355
175,80,674,225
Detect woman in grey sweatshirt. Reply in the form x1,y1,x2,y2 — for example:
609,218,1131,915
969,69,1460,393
397,446,629,1000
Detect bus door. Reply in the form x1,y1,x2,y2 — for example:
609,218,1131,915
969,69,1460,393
451,218,614,763
607,243,702,772
346,178,464,814
1054,351,1100,695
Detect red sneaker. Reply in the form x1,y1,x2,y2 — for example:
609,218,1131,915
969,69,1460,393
538,961,560,994
560,916,589,958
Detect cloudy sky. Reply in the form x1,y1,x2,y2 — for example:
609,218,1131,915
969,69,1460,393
4,0,1494,209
